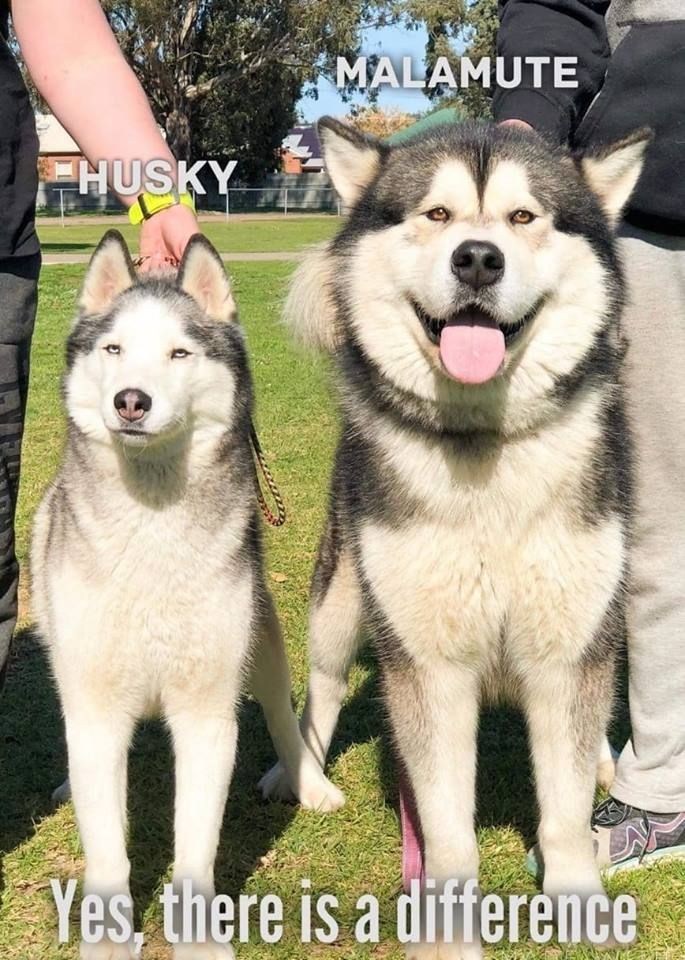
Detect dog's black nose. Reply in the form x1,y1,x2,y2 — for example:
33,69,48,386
114,389,152,423
452,240,505,289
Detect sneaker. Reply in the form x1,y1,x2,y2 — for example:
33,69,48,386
525,797,685,879
591,797,685,875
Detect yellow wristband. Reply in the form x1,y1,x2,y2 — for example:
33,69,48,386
128,191,195,226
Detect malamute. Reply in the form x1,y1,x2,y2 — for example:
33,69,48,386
32,232,343,960
262,119,650,956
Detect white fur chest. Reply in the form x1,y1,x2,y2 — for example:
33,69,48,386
42,477,254,710
358,398,625,677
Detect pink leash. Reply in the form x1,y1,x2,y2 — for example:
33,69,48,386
399,769,425,891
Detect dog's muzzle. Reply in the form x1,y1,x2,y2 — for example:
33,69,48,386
411,298,546,385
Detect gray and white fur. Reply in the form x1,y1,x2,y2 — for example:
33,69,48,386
32,232,343,960
262,119,650,958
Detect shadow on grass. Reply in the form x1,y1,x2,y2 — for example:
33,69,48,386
0,629,65,908
324,641,632,862
126,700,298,929
0,629,298,929
0,628,632,923
323,649,541,850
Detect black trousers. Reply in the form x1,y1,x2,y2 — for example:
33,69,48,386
0,253,40,690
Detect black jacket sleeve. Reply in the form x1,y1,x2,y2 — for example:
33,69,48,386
492,0,611,142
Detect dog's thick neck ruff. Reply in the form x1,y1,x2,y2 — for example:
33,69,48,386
337,298,620,446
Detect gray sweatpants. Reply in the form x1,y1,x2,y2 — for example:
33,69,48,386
0,253,39,691
611,224,685,813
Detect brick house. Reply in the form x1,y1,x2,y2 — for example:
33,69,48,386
35,113,87,181
280,126,324,174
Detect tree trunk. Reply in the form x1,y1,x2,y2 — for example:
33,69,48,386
165,109,192,162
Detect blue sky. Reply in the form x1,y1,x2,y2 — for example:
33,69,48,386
297,24,433,122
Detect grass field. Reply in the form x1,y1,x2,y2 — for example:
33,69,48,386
0,252,683,959
37,217,339,256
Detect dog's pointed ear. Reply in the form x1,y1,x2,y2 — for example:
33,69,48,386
177,234,236,323
80,230,136,316
581,129,652,227
318,116,385,207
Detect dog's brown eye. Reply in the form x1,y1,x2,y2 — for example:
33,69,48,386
426,207,450,223
171,348,191,359
104,344,120,355
510,209,536,225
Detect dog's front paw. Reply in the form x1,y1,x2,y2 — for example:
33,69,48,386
405,939,483,960
258,760,345,812
297,762,346,812
173,941,235,959
80,939,136,960
258,761,293,802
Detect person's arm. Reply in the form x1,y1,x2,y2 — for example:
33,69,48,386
11,0,198,266
493,0,611,142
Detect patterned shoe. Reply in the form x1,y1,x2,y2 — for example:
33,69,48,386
591,797,685,875
525,797,685,879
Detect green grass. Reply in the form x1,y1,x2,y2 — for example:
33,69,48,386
37,218,339,256
0,263,683,958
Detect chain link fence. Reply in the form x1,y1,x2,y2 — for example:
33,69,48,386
218,186,340,217
37,182,341,224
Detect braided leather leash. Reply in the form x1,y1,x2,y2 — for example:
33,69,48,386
131,253,286,528
132,254,179,269
250,424,287,527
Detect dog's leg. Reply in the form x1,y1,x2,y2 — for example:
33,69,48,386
168,707,238,960
300,543,363,766
384,658,483,960
522,660,612,920
252,594,344,811
260,529,362,802
64,704,136,960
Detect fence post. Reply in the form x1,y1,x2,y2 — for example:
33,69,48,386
284,187,288,217
60,189,65,228
225,189,230,222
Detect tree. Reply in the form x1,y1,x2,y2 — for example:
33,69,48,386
197,58,301,183
346,105,420,139
407,0,498,119
450,0,499,118
102,1,403,168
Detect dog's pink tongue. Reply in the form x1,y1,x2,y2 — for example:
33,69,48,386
439,311,505,385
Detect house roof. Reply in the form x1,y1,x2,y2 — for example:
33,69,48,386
35,113,80,155
282,125,323,165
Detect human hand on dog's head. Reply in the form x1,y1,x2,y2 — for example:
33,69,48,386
499,118,535,133
137,202,200,273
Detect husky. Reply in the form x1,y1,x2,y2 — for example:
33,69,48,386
261,119,651,956
31,232,343,960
